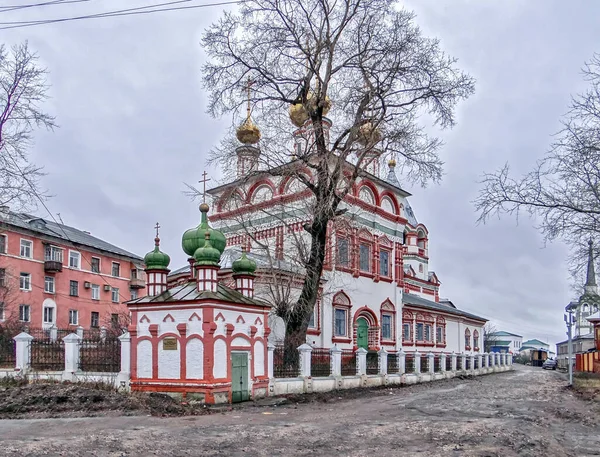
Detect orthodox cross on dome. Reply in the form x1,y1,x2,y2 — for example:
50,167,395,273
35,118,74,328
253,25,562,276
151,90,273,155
244,77,254,120
154,222,161,245
199,171,211,203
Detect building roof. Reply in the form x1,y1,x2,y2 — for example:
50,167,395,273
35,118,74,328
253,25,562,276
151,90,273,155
0,210,142,261
490,340,512,347
521,339,549,347
402,293,487,322
127,281,270,308
556,333,594,346
489,331,523,338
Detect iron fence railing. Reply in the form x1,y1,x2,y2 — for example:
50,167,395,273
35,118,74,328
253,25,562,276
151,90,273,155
273,345,300,378
310,348,331,377
465,357,471,370
0,338,15,368
341,350,356,376
420,354,429,373
445,355,452,371
456,356,463,371
387,353,398,373
474,357,479,370
79,338,121,372
30,339,64,371
434,355,441,372
405,353,415,373
366,351,379,375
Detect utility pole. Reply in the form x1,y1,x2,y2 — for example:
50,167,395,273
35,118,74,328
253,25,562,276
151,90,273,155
564,305,575,386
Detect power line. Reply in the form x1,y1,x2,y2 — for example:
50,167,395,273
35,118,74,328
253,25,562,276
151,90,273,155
0,0,92,13
0,0,242,30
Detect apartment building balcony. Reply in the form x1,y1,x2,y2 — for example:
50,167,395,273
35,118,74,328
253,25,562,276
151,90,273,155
44,260,63,273
129,278,146,289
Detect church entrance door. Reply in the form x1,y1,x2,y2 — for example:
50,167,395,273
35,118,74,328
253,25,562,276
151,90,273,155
357,317,369,349
231,352,249,403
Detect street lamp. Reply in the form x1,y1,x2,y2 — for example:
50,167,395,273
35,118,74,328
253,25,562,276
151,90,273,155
564,302,577,386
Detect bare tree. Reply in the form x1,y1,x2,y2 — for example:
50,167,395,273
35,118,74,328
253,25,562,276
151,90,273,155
201,0,474,349
483,322,498,353
475,55,600,277
0,41,55,211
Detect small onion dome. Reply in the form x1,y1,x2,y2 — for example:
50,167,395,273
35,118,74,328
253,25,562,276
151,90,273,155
236,117,261,145
357,121,382,146
144,237,171,270
182,203,227,257
232,247,257,275
289,91,332,127
388,157,396,168
194,232,221,266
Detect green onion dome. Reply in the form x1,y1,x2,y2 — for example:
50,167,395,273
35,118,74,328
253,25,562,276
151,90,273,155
144,237,171,270
182,203,226,257
232,247,257,275
194,232,221,266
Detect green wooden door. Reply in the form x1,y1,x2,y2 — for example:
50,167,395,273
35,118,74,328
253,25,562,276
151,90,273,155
357,318,369,349
231,352,249,403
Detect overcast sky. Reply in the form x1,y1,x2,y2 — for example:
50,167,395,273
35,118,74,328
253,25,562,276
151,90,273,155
4,0,597,348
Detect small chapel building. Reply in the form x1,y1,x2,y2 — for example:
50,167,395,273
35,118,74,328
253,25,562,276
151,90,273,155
127,212,271,404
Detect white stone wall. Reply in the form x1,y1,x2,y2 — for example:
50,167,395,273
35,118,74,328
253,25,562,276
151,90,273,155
186,338,204,379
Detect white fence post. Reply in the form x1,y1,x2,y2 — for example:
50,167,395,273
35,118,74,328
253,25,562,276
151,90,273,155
477,354,483,370
49,325,58,342
63,333,81,381
356,348,367,375
100,326,107,343
117,332,131,389
469,354,475,372
414,350,421,374
76,326,84,339
428,352,435,374
397,349,405,374
461,353,467,371
440,353,447,372
330,344,342,377
451,352,457,372
297,344,313,377
267,343,276,379
483,352,488,368
14,332,33,372
378,347,388,375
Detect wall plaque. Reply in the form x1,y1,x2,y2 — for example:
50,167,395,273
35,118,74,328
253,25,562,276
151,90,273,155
163,338,178,350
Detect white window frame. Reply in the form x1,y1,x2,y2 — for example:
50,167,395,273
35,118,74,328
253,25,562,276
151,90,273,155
20,239,33,259
381,313,393,340
44,276,55,294
19,273,31,291
68,309,78,326
45,245,63,262
91,284,100,300
0,234,7,254
43,306,55,325
91,256,101,273
334,308,347,337
111,287,119,303
91,311,100,328
68,250,81,269
130,289,138,301
19,304,30,322
111,262,120,277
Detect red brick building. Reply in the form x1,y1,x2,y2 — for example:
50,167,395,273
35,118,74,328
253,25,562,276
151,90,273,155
0,208,144,330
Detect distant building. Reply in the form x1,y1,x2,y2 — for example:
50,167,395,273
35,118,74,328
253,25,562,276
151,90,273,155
0,208,144,330
520,339,554,366
487,331,522,354
556,240,600,368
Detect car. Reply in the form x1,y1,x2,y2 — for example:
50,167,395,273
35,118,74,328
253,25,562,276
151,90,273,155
542,359,557,370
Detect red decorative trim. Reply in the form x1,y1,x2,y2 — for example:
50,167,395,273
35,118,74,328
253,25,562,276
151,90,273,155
215,312,225,322
245,179,276,204
254,317,263,325
139,314,150,323
355,179,382,206
236,315,246,324
188,312,201,322
163,314,175,323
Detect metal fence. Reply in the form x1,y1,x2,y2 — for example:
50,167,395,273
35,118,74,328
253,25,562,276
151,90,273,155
30,339,64,371
474,357,479,370
366,351,379,375
387,353,398,373
465,357,471,370
456,356,463,371
0,338,15,368
405,353,415,373
445,355,452,371
79,338,121,372
310,348,331,377
434,355,441,372
420,354,429,373
273,345,300,378
341,350,356,376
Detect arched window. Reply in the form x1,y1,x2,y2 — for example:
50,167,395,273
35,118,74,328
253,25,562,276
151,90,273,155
332,292,351,339
358,186,375,205
436,316,446,346
358,230,373,274
594,305,599,314
465,328,471,350
380,300,396,342
402,311,413,343
473,330,480,350
381,196,397,215
417,229,427,249
251,185,274,204
415,313,434,343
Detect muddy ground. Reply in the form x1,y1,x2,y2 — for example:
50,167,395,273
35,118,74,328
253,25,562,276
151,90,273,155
1,365,599,456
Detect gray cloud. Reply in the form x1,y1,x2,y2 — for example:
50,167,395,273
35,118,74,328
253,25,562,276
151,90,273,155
4,0,597,347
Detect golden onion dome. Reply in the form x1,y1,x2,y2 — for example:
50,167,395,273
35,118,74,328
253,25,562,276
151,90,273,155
236,117,261,145
289,91,332,127
357,121,382,146
388,157,396,168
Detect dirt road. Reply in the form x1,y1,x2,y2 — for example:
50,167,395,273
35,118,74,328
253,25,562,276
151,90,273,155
1,365,599,457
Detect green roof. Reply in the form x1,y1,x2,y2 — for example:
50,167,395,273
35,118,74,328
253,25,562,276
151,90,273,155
522,339,549,347
489,331,522,338
490,341,511,346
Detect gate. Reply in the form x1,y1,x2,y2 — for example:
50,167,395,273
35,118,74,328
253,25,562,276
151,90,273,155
231,352,249,403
